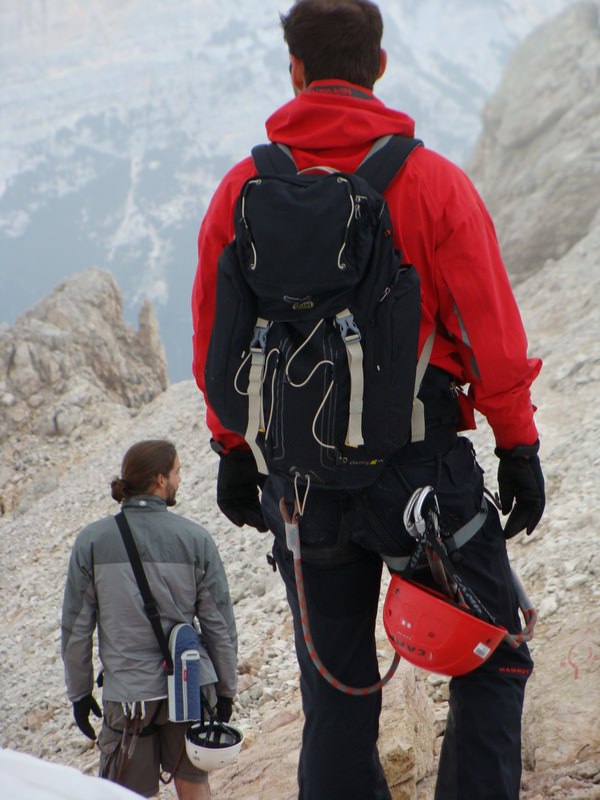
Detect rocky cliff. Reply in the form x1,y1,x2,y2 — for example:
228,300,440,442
468,2,600,285
0,268,167,514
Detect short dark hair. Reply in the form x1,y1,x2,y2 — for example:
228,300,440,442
281,0,384,89
111,440,177,502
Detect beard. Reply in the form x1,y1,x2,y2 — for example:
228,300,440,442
165,486,178,506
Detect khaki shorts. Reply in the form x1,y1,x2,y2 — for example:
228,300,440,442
98,699,208,797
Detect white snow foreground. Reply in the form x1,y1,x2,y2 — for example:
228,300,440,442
0,747,140,800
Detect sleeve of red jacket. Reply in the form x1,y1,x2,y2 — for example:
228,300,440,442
431,166,541,450
191,158,256,452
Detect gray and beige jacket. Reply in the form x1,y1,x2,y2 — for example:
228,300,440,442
61,495,237,703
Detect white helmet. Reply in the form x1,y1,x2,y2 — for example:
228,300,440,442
185,720,244,771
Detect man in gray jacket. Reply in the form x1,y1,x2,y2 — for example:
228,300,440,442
62,439,237,800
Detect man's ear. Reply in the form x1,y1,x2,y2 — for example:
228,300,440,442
377,48,387,81
289,54,307,95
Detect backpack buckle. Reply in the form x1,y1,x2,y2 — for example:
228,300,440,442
335,310,361,343
250,318,271,353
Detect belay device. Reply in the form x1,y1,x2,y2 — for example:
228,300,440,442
205,134,433,490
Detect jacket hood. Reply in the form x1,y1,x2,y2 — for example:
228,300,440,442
266,80,415,168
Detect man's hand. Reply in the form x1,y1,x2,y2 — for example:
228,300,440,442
495,441,545,538
216,449,268,532
72,693,102,740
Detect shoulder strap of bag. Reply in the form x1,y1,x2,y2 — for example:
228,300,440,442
115,511,174,674
355,134,423,195
252,142,297,175
251,134,423,192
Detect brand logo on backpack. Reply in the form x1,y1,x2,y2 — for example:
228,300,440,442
205,135,428,490
284,295,315,311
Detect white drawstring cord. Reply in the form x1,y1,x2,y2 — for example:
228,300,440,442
285,320,332,386
233,351,252,395
337,179,354,270
237,317,341,453
311,381,337,451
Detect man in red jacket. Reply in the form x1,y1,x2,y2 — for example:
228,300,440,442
192,2,545,798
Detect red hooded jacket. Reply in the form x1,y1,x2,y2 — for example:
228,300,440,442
192,81,541,452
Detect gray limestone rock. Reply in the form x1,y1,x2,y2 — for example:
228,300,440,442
468,2,600,284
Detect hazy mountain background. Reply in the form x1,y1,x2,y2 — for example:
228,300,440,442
0,0,579,382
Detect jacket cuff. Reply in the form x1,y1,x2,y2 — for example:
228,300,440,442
495,439,540,459
209,438,251,457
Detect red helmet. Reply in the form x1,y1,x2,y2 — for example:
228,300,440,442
383,574,508,677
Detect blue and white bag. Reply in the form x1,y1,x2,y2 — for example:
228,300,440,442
167,624,202,722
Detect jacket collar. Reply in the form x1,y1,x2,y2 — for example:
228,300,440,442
122,495,166,510
304,80,377,101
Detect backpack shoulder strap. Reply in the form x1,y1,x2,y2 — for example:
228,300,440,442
355,134,423,195
251,142,298,175
252,136,421,184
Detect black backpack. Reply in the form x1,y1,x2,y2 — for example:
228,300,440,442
205,134,432,490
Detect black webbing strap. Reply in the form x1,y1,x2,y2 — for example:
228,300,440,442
251,142,297,175
251,134,423,193
115,511,174,674
355,134,423,195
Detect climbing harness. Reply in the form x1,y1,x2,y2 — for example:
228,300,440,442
113,702,148,784
110,699,188,786
280,483,537,688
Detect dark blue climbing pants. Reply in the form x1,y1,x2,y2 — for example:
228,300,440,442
262,387,533,800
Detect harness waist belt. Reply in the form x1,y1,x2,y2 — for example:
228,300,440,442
381,499,488,573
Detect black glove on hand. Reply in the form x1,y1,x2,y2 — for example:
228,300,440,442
216,695,233,723
495,440,545,538
216,448,268,532
73,693,102,740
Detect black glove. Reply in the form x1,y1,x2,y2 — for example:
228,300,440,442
73,693,102,740
495,440,545,538
216,695,233,723
216,447,268,532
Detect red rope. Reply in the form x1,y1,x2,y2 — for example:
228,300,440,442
504,607,537,649
292,552,400,696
